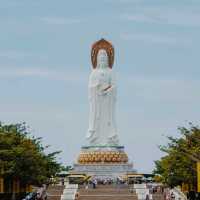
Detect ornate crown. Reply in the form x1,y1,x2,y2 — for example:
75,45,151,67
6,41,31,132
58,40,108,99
91,38,114,69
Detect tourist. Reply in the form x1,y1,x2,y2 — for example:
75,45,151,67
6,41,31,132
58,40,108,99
94,179,97,188
36,185,47,200
103,179,107,185
22,191,37,200
75,192,80,200
61,177,65,186
166,191,172,200
92,180,96,189
170,192,175,200
85,182,89,191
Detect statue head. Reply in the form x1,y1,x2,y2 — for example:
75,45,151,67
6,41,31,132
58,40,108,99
91,39,114,69
97,49,109,69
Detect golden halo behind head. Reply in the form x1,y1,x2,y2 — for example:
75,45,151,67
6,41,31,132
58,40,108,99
91,38,114,69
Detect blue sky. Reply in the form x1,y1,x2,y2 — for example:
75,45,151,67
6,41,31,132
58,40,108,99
0,0,200,173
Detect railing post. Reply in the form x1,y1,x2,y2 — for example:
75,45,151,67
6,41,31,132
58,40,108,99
197,162,200,192
0,177,4,193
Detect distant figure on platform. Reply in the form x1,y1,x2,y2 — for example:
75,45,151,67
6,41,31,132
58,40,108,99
92,179,97,189
85,182,89,191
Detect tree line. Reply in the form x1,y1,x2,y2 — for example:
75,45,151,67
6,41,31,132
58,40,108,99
0,122,62,187
154,123,200,190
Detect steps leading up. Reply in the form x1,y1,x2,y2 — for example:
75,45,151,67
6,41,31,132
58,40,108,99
78,185,137,200
47,185,65,200
46,184,165,200
152,193,165,200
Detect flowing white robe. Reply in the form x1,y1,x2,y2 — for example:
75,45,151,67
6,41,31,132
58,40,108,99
86,68,119,146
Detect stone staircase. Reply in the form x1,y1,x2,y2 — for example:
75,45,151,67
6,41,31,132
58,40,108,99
47,185,65,200
152,193,165,200
46,184,165,200
78,185,138,200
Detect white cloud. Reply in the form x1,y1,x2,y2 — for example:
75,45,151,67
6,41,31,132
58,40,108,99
104,0,142,3
0,1,40,8
0,51,33,59
120,13,161,24
0,51,49,62
121,9,200,27
121,75,200,103
161,11,200,27
0,67,87,82
120,32,191,45
41,17,81,25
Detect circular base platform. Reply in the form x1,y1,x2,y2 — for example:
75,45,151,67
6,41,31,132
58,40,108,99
73,162,135,179
73,145,135,178
77,145,128,164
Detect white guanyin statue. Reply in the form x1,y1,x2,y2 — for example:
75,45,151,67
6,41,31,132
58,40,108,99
86,49,119,146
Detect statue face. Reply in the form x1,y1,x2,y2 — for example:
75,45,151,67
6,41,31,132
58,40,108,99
97,49,109,68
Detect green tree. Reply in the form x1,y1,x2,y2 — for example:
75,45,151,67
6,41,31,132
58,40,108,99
154,124,200,188
0,122,62,185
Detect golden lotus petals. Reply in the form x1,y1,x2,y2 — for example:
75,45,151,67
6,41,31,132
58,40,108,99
77,151,129,164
